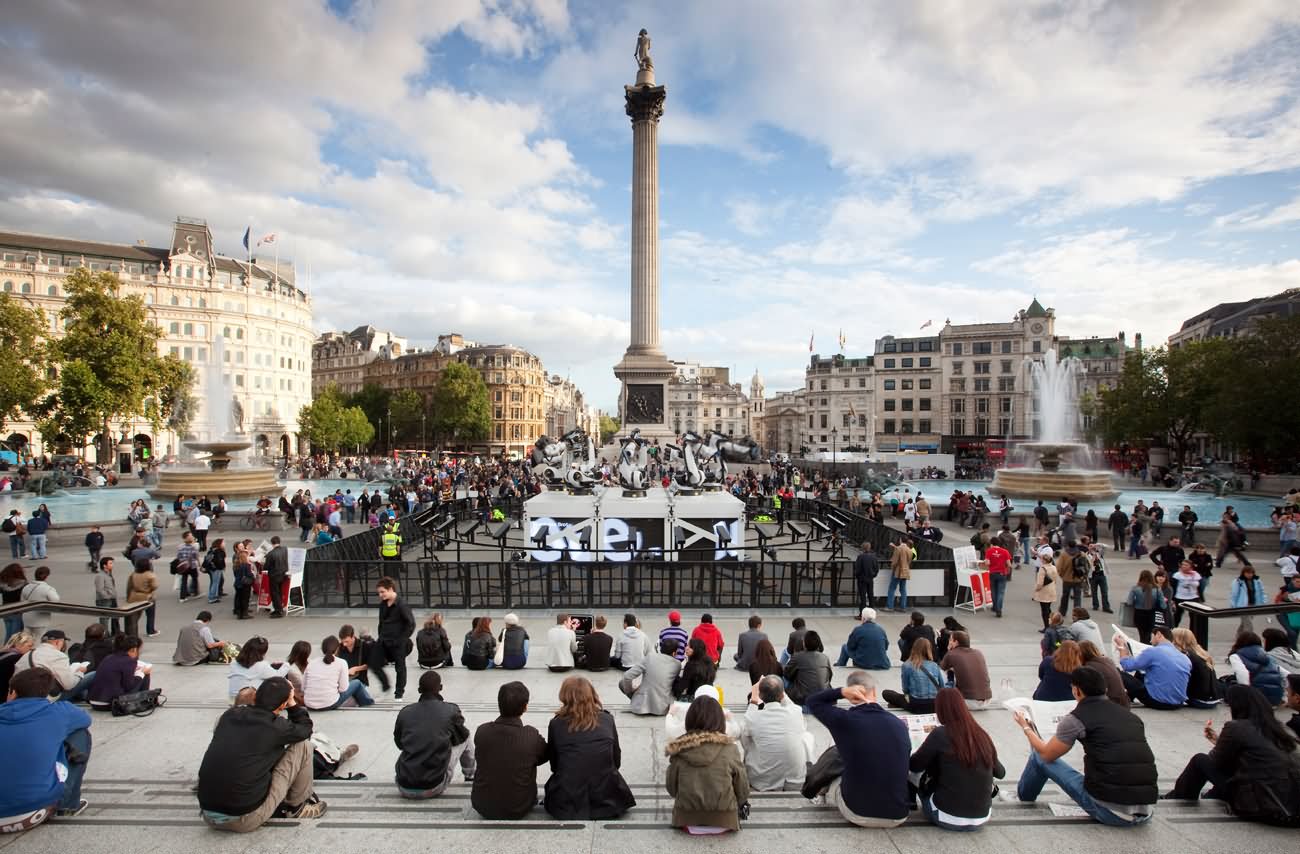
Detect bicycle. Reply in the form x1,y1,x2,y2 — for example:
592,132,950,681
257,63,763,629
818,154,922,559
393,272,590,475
239,511,271,532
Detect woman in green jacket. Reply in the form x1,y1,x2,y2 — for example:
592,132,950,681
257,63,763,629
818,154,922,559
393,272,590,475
665,695,750,834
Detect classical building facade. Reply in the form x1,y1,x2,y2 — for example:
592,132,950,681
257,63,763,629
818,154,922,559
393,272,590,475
1168,289,1300,348
311,327,407,396
666,362,751,438
938,299,1057,456
1,217,314,461
802,353,875,453
753,389,806,457
872,335,940,452
543,374,599,439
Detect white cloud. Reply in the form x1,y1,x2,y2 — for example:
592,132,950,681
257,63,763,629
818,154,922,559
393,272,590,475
1212,193,1300,231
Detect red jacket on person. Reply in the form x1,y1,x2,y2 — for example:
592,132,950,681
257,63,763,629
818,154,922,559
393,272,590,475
690,622,725,663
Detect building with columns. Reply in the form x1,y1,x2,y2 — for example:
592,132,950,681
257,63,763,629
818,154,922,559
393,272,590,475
872,335,941,452
666,362,751,437
1,217,314,461
801,353,875,453
311,326,408,396
543,373,599,439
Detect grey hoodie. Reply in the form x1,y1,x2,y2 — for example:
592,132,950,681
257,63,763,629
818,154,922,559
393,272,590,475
615,625,651,669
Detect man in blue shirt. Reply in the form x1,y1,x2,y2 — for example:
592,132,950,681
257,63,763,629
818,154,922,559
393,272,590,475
0,668,92,831
1114,627,1190,709
806,672,910,828
834,608,890,669
25,513,49,560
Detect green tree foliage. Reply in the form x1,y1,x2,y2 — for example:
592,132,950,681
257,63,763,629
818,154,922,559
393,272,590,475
430,362,491,447
598,413,621,444
298,385,374,452
345,383,391,438
150,355,197,438
388,388,426,444
0,293,47,433
40,269,180,458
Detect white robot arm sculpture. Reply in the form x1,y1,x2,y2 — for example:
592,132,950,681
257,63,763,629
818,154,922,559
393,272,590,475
668,431,706,489
560,428,597,490
617,428,650,491
530,435,570,485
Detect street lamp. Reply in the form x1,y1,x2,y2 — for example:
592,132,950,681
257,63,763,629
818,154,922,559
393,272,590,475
386,406,392,454
831,426,838,476
421,412,426,452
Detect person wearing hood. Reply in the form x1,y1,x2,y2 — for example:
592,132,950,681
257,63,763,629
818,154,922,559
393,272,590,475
1226,632,1285,706
498,614,529,670
0,668,93,828
611,613,651,670
689,614,724,664
665,694,750,834
19,567,59,639
1065,607,1104,651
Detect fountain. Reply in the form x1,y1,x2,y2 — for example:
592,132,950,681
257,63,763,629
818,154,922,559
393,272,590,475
146,335,281,501
989,349,1118,501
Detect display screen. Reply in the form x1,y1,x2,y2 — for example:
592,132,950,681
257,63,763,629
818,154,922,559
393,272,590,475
674,517,743,561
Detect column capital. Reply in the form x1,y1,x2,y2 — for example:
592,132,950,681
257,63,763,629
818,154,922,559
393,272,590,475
625,84,667,124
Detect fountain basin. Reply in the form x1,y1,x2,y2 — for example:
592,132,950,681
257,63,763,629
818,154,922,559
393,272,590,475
146,438,280,500
989,468,1119,501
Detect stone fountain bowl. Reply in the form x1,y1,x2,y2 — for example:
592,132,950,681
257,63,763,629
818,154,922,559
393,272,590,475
183,440,253,456
149,438,279,500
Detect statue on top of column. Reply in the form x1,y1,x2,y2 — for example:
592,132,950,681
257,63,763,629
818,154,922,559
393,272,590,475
635,29,653,72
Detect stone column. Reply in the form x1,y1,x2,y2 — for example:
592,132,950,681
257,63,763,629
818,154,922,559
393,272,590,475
624,81,666,357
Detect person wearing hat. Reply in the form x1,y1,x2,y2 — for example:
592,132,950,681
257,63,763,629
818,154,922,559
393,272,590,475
689,614,724,665
658,611,688,661
499,614,530,670
834,608,890,670
393,670,475,799
12,629,95,702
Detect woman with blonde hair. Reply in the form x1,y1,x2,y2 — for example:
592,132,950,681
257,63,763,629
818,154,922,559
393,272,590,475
1171,627,1220,708
543,676,636,820
1032,553,1058,631
882,637,944,713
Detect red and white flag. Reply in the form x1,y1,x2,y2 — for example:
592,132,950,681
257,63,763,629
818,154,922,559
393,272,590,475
808,331,814,353
257,233,277,246
919,319,933,330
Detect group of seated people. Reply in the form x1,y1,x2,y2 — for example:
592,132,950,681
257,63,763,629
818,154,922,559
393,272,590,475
0,626,153,711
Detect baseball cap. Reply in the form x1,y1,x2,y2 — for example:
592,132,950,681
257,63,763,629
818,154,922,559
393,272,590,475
693,684,721,702
668,610,681,623
41,629,68,641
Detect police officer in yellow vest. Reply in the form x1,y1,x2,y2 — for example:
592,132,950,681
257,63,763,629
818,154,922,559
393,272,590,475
772,492,784,524
380,523,402,562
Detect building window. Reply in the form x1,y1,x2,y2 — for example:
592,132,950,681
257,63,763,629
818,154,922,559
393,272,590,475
47,285,58,296
901,358,913,368
919,340,934,352
900,341,915,353
1000,360,1012,373
950,418,964,434
820,380,827,390
975,342,992,354
976,418,989,436
952,362,963,375
820,414,828,428
1032,340,1042,353
974,379,991,392
974,361,991,374
952,399,965,414
1000,417,1012,434
883,358,895,368
1001,340,1012,354
919,419,932,433
182,346,193,361
976,398,989,414
168,322,179,334
919,378,931,390
919,357,931,367
950,342,962,355
899,379,912,390
901,399,913,411
901,419,914,434
883,380,896,390
998,377,1015,392
842,413,850,427
1000,397,1012,413
919,398,931,411
883,341,897,353
884,419,896,434
883,400,896,411
183,322,193,336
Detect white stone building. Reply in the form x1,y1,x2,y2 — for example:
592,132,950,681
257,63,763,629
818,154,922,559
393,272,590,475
312,326,408,396
667,362,751,437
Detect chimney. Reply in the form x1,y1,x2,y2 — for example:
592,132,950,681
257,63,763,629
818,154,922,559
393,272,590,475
1134,333,1143,351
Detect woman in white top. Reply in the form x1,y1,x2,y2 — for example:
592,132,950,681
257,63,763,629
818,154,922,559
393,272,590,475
226,636,289,699
303,635,375,710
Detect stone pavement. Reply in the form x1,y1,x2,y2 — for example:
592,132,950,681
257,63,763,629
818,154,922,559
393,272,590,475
4,522,1298,852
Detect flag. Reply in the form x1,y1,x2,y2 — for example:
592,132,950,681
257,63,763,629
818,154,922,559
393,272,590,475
242,226,250,251
848,403,856,418
920,319,933,330
809,331,814,353
838,329,846,351
258,232,277,246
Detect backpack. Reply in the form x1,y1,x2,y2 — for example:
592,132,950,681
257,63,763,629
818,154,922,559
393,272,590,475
201,550,216,573
1,517,13,533
310,732,365,780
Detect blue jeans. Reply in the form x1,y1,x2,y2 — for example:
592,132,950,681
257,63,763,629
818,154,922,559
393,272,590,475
326,679,375,709
1092,574,1111,610
1016,751,1152,827
779,649,790,666
1020,537,1031,565
95,598,121,636
8,534,25,558
921,794,983,831
346,506,356,524
835,644,851,667
207,570,225,602
989,573,1008,614
887,577,908,610
150,528,163,549
29,533,47,559
62,671,96,703
3,614,23,641
59,727,92,811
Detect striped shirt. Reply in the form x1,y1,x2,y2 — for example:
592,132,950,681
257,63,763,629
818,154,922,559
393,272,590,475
658,625,688,660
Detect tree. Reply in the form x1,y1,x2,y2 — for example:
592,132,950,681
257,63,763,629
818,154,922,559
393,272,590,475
42,268,175,460
1199,315,1300,468
298,386,374,453
598,413,621,444
0,293,47,433
345,383,391,442
430,362,491,447
149,355,197,439
388,388,426,445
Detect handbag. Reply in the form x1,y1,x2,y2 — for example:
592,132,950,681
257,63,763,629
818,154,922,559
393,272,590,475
1118,601,1138,628
111,688,165,717
493,633,505,667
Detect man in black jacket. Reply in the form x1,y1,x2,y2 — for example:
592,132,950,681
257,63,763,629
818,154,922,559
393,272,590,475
371,576,415,700
471,681,547,818
197,677,325,831
393,671,475,798
1013,667,1157,826
853,543,878,610
1108,505,1129,552
263,537,289,618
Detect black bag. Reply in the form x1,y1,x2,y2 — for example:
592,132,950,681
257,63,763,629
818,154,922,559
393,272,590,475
1,517,13,533
111,688,165,717
801,744,843,800
168,557,181,575
1227,773,1300,827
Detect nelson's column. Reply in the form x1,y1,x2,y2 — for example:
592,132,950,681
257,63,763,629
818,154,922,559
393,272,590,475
613,28,676,442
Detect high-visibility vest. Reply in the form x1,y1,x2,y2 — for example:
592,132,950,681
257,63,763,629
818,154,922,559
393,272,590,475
772,495,782,510
381,531,402,557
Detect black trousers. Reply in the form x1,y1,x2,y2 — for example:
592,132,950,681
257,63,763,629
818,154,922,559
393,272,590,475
1121,671,1182,710
233,585,252,617
856,576,876,611
1171,753,1230,799
370,638,408,696
881,690,935,714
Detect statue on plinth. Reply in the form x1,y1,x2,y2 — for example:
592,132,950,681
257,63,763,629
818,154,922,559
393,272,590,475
635,28,653,72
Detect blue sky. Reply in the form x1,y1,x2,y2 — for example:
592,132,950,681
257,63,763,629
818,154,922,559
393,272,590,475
2,0,1299,409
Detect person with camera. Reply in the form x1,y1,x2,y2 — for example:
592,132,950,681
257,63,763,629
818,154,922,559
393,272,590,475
665,693,750,834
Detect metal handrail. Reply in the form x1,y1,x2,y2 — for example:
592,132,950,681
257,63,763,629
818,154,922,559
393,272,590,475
0,600,154,636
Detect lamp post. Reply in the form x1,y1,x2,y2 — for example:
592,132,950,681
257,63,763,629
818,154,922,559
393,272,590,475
386,406,392,455
421,412,426,452
831,426,838,477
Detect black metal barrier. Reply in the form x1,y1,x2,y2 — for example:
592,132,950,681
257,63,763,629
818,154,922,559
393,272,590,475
306,558,952,611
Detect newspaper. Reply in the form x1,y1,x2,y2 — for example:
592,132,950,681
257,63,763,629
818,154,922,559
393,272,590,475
1002,697,1076,738
1111,625,1151,660
906,713,940,751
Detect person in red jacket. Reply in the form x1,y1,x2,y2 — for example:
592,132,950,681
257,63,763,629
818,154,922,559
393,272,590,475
690,613,724,664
